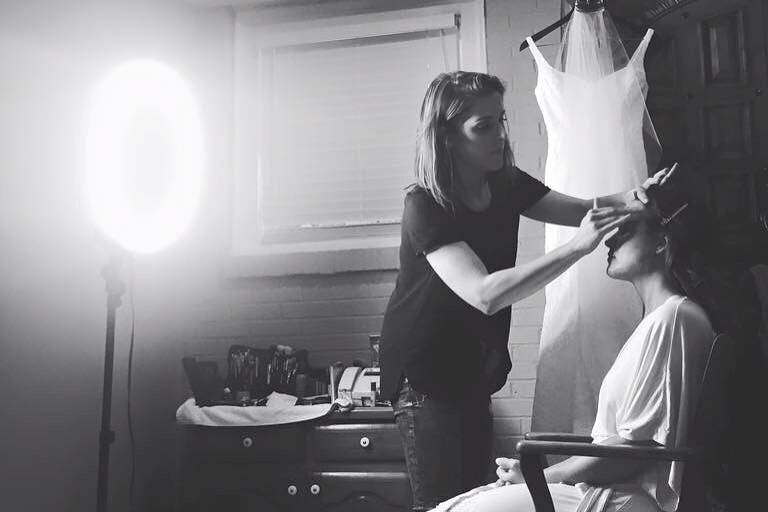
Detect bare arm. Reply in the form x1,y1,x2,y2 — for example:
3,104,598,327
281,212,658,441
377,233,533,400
426,239,582,315
544,436,660,486
426,208,629,315
496,436,659,486
522,189,637,226
521,189,592,227
521,164,679,227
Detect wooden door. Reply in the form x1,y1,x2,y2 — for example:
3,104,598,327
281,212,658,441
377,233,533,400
645,0,768,269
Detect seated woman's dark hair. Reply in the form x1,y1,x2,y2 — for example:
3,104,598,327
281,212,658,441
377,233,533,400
644,170,752,336
649,170,768,509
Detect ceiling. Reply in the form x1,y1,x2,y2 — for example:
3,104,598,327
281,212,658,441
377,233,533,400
177,0,699,25
608,0,696,23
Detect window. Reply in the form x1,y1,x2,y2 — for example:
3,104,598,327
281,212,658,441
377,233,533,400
231,1,486,272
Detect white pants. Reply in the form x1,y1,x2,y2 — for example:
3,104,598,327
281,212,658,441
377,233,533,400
433,482,661,512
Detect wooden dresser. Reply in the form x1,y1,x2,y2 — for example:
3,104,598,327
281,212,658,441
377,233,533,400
177,407,412,511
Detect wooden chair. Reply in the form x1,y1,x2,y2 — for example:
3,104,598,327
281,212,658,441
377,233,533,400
516,332,733,512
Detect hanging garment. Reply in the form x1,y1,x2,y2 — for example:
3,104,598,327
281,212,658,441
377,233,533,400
528,27,657,435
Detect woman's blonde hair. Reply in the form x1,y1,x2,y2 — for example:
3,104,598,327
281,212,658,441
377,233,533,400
414,71,514,212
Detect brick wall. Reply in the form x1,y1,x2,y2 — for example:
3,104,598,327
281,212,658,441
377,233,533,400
187,0,563,462
485,0,563,457
186,271,397,370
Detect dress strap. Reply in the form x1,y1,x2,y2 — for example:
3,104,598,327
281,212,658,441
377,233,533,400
526,36,546,64
629,28,654,66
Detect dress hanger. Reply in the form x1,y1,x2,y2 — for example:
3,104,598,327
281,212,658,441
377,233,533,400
519,0,646,52
519,3,574,52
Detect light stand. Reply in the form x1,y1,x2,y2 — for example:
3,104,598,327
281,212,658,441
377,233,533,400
96,251,125,512
86,58,205,512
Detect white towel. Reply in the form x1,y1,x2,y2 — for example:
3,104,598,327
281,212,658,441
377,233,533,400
176,392,335,427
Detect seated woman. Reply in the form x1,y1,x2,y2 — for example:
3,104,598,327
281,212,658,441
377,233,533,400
434,183,718,512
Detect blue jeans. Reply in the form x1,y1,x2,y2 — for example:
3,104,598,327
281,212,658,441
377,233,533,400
393,379,493,511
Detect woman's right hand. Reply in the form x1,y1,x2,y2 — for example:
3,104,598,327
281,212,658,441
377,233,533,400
570,203,630,256
495,457,524,485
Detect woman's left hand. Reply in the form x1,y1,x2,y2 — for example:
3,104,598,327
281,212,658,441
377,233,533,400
495,457,525,485
627,162,679,207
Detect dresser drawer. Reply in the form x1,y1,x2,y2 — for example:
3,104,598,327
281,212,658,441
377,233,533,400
308,471,411,511
184,425,304,462
181,462,308,512
311,424,404,462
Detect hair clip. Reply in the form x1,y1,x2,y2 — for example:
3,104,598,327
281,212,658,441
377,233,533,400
660,202,689,227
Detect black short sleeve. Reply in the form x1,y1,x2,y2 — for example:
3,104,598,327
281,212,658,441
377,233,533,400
503,166,550,214
403,189,462,256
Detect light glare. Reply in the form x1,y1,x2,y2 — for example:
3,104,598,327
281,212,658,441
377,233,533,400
85,59,204,253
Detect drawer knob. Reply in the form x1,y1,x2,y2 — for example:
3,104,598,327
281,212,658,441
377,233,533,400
359,436,371,448
310,484,321,495
287,485,298,496
242,437,253,448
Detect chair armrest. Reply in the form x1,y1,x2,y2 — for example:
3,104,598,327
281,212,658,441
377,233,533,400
514,440,704,512
524,432,593,443
516,440,701,461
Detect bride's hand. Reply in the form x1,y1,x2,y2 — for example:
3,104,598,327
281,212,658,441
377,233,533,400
495,457,524,485
628,162,679,207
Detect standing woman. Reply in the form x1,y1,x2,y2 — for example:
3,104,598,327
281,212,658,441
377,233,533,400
379,71,670,511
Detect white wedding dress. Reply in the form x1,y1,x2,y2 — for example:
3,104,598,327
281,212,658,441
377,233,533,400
529,26,658,436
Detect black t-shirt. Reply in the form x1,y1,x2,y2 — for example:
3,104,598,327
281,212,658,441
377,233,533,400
380,167,550,402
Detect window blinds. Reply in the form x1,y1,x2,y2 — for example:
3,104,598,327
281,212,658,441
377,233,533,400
261,28,459,233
